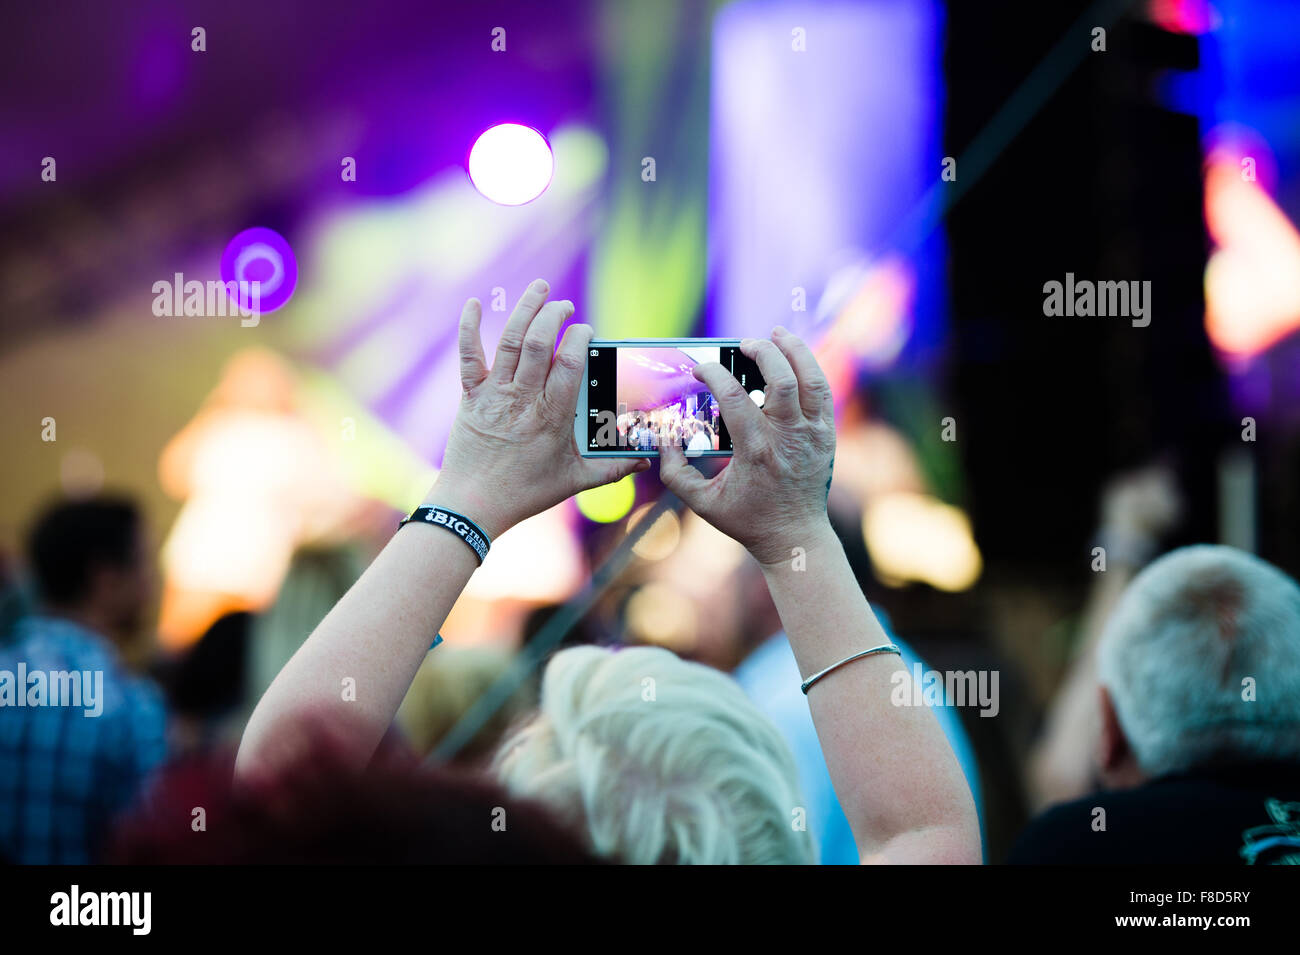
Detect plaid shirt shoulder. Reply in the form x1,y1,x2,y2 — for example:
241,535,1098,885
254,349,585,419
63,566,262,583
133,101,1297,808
0,617,168,864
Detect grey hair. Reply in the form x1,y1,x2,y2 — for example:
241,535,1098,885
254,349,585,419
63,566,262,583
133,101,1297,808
1098,545,1300,776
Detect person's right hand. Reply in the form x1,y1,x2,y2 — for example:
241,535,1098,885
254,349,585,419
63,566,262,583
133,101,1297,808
659,327,836,566
430,280,647,540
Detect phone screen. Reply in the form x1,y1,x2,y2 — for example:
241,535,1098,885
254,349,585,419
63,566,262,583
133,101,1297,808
584,342,765,455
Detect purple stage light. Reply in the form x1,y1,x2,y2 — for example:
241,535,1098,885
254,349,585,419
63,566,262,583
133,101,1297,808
220,227,298,314
708,0,945,359
467,124,554,205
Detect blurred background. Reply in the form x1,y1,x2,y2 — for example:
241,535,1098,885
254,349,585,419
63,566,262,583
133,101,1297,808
1,0,1298,861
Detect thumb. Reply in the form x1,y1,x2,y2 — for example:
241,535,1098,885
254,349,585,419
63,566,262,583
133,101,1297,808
658,433,712,505
576,455,649,491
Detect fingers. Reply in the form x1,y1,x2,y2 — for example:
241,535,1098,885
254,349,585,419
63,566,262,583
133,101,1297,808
741,338,800,422
658,435,713,505
544,321,594,413
489,279,550,384
515,299,574,392
457,298,488,394
771,326,833,421
694,361,765,448
577,455,650,491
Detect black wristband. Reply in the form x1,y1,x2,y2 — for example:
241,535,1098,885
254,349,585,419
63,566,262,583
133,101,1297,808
399,506,491,563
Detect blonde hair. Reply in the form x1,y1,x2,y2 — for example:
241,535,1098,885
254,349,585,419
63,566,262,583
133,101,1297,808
396,647,535,764
493,645,815,864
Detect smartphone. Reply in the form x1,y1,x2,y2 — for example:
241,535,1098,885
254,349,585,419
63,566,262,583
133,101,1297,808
577,339,766,457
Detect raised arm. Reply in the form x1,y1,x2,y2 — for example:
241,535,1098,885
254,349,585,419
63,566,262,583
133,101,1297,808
1027,466,1181,808
236,281,646,781
659,327,981,864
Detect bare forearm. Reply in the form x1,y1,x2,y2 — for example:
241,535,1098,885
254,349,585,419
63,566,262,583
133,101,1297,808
236,521,478,779
1029,563,1137,807
235,283,649,782
759,520,981,863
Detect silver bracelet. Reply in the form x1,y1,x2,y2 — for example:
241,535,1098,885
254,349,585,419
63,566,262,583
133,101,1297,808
800,644,901,695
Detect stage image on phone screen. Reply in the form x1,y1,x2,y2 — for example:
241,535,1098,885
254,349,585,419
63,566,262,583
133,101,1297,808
584,344,765,454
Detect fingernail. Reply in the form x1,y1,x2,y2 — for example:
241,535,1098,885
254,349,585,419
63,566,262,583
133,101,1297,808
532,279,549,293
773,325,789,336
635,459,650,471
740,338,755,348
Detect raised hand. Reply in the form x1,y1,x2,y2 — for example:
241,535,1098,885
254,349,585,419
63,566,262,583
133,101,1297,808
659,326,836,565
431,280,648,539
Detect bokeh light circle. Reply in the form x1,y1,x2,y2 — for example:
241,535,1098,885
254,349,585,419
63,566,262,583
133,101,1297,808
60,447,105,497
627,503,681,561
220,227,298,314
576,474,636,523
468,124,555,205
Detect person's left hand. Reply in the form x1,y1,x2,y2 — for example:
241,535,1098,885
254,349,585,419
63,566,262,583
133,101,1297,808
428,279,647,539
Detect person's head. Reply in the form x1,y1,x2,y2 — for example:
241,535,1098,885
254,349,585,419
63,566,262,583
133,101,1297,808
248,545,363,706
493,645,815,863
396,646,535,766
633,512,763,666
111,736,603,864
26,496,151,639
1097,545,1300,784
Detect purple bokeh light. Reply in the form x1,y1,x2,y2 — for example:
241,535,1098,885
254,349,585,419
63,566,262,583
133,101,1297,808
220,227,298,314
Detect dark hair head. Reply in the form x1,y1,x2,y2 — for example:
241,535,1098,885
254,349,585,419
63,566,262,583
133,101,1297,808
165,611,253,719
110,734,607,865
26,496,142,607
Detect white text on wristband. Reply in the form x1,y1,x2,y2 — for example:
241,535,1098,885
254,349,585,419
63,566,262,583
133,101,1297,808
399,506,491,563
